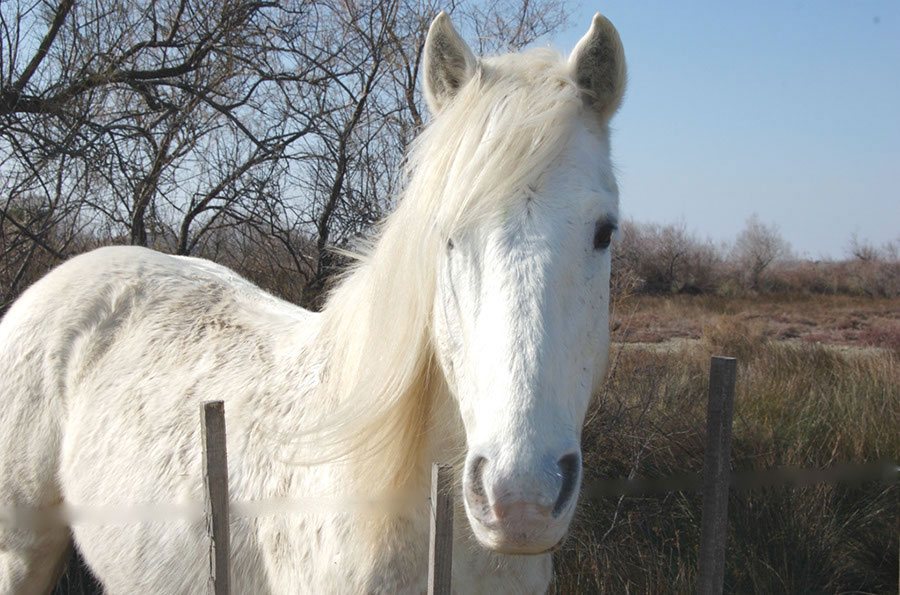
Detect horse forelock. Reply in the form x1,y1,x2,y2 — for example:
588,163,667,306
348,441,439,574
407,48,583,234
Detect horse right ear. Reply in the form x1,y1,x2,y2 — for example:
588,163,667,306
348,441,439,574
423,12,476,113
569,14,627,121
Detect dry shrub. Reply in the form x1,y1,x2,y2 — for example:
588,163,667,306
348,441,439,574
614,220,725,295
729,214,791,291
613,217,898,299
768,259,900,298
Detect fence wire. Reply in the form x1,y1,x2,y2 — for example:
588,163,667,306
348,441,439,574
1,461,895,531
582,460,898,498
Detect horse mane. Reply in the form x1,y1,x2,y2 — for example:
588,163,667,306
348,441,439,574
309,48,585,495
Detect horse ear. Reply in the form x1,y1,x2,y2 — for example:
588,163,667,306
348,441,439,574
423,12,476,113
569,14,626,121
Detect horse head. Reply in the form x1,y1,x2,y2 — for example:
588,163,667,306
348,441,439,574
423,12,626,554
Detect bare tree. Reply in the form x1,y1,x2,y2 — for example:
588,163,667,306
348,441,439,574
614,220,723,294
731,213,791,291
847,232,881,262
1,0,321,303
1,0,574,312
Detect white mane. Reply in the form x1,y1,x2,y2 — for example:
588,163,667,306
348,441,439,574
314,49,585,491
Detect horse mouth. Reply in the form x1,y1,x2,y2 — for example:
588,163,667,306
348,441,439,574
468,514,569,555
477,531,568,555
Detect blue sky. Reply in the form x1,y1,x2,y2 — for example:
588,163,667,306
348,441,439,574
548,2,900,259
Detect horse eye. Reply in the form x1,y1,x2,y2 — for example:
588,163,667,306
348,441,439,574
447,237,455,250
593,221,615,250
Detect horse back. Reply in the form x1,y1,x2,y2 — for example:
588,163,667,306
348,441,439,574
1,246,320,592
1,245,316,493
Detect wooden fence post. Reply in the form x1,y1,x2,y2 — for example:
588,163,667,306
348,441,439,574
428,463,454,595
698,356,737,595
201,400,231,595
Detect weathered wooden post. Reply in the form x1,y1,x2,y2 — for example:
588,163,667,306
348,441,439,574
201,400,231,595
697,356,736,595
428,463,454,595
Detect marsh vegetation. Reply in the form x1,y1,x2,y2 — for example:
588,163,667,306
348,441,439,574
554,294,899,593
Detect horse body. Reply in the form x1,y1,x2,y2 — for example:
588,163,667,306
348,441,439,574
0,246,550,594
0,13,625,594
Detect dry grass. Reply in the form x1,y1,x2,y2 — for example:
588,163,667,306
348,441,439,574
554,295,899,594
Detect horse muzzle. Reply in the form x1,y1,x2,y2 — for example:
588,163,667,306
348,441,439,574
462,448,582,554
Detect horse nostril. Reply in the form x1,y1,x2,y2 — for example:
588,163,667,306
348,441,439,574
552,452,582,517
465,455,488,500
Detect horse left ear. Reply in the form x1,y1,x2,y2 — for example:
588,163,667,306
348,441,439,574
569,14,627,121
423,12,477,113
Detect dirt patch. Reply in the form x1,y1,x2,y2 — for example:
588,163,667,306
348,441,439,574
611,294,900,352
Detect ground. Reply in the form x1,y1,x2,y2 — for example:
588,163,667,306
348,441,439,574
612,294,900,352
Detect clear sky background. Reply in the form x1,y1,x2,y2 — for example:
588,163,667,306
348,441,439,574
547,2,899,260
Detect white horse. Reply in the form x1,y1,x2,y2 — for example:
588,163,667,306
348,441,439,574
0,12,625,594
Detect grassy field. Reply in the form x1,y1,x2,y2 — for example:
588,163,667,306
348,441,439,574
553,294,899,593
